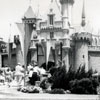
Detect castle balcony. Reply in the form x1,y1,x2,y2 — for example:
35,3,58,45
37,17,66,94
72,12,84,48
88,45,100,52
30,37,70,49
54,21,62,28
40,21,62,31
72,32,92,43
40,22,47,29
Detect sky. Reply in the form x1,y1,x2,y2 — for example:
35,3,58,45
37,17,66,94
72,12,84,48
0,0,100,42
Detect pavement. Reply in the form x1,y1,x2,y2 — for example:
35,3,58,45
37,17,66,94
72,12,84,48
0,84,99,100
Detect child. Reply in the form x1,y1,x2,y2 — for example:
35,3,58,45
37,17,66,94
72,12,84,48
5,68,12,87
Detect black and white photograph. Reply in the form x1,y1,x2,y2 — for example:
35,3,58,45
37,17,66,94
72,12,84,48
0,0,99,99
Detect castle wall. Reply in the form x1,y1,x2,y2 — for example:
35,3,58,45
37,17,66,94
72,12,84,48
89,52,100,72
10,54,16,69
2,54,16,70
40,31,63,39
62,49,69,71
2,55,8,67
75,41,88,71
31,50,37,63
71,47,75,70
39,32,49,39
16,44,24,65
55,32,64,38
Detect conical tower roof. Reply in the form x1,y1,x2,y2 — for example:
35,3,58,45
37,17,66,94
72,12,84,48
24,6,36,19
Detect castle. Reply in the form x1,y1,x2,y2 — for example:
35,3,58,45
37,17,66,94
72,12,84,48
0,0,100,72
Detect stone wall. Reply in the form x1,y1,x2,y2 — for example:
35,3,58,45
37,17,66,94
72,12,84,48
75,41,88,71
89,52,100,72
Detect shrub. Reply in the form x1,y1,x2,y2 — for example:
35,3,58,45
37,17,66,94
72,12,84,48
70,78,99,94
51,66,67,90
49,65,99,94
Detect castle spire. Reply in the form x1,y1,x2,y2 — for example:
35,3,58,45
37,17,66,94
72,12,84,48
81,0,86,27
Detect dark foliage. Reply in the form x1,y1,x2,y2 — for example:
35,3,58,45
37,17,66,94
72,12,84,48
40,79,48,89
70,78,98,94
49,65,99,94
41,61,55,70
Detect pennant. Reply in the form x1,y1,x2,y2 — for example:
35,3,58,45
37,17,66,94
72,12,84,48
7,33,12,66
16,23,25,60
16,23,33,65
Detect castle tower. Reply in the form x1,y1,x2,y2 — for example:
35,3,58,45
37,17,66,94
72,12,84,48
60,0,74,28
59,0,74,70
16,6,37,65
73,0,92,71
68,0,74,26
74,33,92,71
60,0,69,31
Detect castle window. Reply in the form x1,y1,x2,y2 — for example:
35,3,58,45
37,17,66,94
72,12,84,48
50,32,54,39
83,55,84,58
49,15,54,25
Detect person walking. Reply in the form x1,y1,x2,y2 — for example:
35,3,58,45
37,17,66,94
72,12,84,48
14,63,24,87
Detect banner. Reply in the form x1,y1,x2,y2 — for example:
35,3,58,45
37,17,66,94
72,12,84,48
7,34,11,66
16,23,25,60
16,23,33,65
46,40,51,65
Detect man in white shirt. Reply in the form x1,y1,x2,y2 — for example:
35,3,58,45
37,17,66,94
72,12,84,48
27,64,33,73
33,64,40,75
39,66,46,75
14,63,24,86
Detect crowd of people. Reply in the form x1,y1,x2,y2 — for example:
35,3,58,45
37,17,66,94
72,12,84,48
0,59,66,91
0,61,47,88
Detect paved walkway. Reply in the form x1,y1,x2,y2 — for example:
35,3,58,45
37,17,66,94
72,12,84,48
0,85,99,100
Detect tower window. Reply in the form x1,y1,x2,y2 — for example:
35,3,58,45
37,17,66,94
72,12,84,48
83,55,85,58
50,32,54,39
49,15,54,25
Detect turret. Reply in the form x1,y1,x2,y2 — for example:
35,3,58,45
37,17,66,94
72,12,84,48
16,6,37,65
73,32,92,71
60,0,69,32
59,0,74,70
68,0,74,26
60,0,74,29
73,0,92,71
